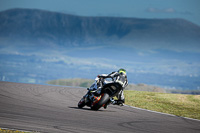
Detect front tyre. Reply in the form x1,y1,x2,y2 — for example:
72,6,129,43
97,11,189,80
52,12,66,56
91,93,110,110
78,98,86,108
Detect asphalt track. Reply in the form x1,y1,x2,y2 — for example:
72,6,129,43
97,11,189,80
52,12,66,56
0,81,200,133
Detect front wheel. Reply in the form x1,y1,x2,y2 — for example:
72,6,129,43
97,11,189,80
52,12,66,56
78,98,86,108
91,93,110,110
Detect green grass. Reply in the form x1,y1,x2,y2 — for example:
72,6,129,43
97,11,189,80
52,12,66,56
47,78,94,88
0,128,37,133
47,79,166,92
124,90,200,120
47,78,200,119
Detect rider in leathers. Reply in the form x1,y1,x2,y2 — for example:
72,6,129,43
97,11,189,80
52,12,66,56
88,68,128,107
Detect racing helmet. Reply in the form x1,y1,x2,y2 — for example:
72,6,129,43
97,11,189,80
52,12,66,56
118,68,126,75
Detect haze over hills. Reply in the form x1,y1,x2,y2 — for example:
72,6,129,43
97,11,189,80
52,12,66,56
0,8,200,91
0,8,200,51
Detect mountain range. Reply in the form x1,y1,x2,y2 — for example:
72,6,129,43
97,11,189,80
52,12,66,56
0,8,200,91
0,8,200,51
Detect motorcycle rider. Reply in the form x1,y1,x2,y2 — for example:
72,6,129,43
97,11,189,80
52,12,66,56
87,68,128,107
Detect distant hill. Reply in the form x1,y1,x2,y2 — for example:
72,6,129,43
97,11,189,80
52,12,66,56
47,78,200,94
0,8,200,49
1,8,200,91
47,78,166,93
48,78,94,88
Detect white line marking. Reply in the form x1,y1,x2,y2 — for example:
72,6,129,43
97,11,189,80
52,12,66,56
124,104,200,122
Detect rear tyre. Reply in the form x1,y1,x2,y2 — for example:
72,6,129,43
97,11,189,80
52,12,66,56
78,98,86,108
91,93,110,110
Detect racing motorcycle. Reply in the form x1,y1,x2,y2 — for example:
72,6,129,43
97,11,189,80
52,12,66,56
78,75,123,110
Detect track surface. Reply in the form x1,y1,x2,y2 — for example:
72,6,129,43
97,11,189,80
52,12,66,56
0,81,200,133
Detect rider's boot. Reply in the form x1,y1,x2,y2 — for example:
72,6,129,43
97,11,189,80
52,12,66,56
103,104,108,109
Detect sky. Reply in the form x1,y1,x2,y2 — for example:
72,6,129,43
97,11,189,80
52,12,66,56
0,0,200,26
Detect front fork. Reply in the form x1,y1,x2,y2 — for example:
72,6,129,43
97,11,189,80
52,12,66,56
82,90,97,106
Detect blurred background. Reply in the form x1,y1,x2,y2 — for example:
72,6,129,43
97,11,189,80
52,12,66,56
0,0,200,93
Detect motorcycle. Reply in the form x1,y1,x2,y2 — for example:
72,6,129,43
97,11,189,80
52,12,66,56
78,76,123,110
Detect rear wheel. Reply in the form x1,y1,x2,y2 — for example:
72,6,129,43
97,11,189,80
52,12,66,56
91,93,110,110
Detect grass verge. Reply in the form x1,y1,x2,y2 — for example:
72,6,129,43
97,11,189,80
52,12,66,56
47,78,93,88
0,128,37,133
124,90,200,120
